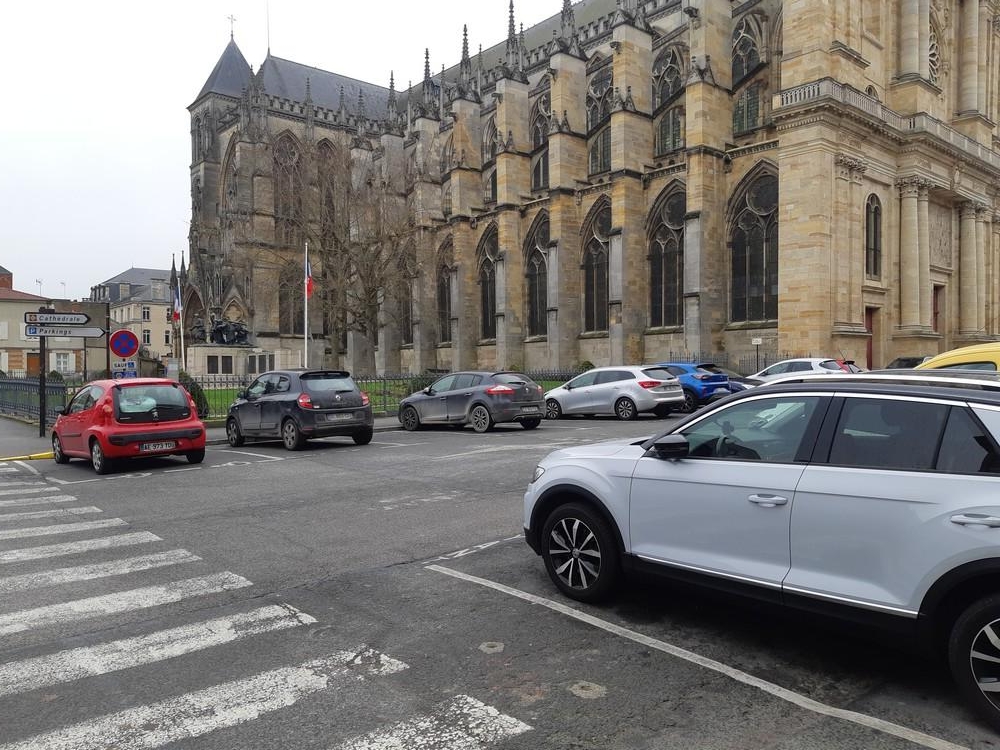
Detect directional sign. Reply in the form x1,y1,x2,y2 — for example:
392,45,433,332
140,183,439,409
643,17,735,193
109,329,140,358
25,325,105,338
24,312,91,325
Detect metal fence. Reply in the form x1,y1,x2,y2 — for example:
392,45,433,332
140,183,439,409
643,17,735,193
0,376,69,423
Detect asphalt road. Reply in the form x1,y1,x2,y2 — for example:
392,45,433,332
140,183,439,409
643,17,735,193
0,416,994,749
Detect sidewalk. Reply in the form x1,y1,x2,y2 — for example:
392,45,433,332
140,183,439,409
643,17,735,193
0,414,402,459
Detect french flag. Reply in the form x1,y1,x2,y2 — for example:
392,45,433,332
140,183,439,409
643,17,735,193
173,285,183,321
305,254,314,299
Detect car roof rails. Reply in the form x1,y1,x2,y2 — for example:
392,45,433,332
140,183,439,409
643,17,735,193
758,369,1000,392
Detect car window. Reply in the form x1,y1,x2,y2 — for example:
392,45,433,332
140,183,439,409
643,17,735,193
274,376,291,393
819,360,843,371
680,396,823,462
247,376,269,398
827,397,948,471
936,407,1000,474
694,367,719,376
789,362,813,372
68,387,93,414
301,373,356,392
431,375,457,392
762,363,787,376
641,368,674,381
664,366,685,377
937,361,997,371
453,373,479,389
493,373,533,385
596,370,633,385
116,385,188,413
566,372,597,388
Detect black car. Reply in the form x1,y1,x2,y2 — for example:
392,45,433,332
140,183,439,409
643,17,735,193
226,369,374,450
399,371,546,433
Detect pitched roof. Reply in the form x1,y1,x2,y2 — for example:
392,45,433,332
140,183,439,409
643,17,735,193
262,55,391,115
0,288,48,302
99,268,171,287
0,265,11,275
194,38,252,103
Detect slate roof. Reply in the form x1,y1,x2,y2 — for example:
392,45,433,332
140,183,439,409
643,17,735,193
0,289,48,301
194,37,252,104
99,268,171,287
262,56,391,115
0,265,10,275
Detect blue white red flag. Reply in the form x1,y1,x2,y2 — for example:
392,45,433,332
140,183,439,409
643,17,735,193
173,285,183,321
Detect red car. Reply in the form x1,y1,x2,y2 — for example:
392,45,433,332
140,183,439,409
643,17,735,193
52,378,206,474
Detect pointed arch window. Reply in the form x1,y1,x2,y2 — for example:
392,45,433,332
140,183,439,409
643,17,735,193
650,191,686,327
442,183,453,219
525,216,549,336
274,135,303,247
478,229,499,340
652,46,686,110
730,171,778,323
732,15,764,86
733,82,765,135
865,194,882,279
656,106,684,155
484,167,497,204
583,203,611,332
586,67,613,132
318,142,339,250
398,247,415,347
589,127,611,175
437,267,452,344
483,117,499,165
531,94,550,191
928,23,940,85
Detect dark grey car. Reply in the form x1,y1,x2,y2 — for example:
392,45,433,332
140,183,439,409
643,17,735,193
398,371,545,433
226,369,374,450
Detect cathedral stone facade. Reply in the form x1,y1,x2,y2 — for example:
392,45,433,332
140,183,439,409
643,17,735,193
185,0,1000,376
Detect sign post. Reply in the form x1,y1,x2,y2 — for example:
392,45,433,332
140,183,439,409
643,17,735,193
751,337,763,373
108,330,140,381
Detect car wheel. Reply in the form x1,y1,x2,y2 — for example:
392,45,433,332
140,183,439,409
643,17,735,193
186,449,205,464
545,399,562,420
521,418,541,430
52,434,70,464
681,389,698,413
470,404,493,433
400,406,420,432
614,397,637,421
948,595,1000,731
281,419,306,451
226,418,245,447
90,439,113,475
352,429,374,445
541,502,620,603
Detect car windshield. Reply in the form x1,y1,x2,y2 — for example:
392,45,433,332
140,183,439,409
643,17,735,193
301,373,357,392
494,373,534,385
115,385,188,414
640,368,674,381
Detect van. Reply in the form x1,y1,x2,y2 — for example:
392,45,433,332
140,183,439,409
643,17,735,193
916,342,1000,371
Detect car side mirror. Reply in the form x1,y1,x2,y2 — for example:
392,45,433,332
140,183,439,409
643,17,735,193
651,434,689,460
564,384,573,391
58,407,69,416
423,387,434,395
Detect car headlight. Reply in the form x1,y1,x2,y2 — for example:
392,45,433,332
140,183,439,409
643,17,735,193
531,465,545,484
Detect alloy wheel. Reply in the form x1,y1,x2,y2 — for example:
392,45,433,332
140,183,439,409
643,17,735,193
615,398,637,421
470,405,492,433
548,517,602,591
401,406,420,431
52,434,69,464
545,399,562,420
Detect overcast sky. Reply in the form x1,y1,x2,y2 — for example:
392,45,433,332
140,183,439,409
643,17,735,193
1,0,562,301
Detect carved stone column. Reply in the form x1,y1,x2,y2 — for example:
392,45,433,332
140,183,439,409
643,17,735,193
897,179,920,329
977,206,989,333
849,160,867,326
917,181,932,329
833,155,853,326
959,201,979,333
900,0,920,75
919,0,931,79
960,0,981,113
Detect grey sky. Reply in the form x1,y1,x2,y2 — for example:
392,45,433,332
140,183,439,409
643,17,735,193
1,0,562,300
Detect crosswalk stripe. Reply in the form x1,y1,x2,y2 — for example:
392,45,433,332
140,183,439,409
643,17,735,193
0,549,200,594
0,506,102,523
0,648,408,750
0,571,252,636
0,532,161,564
0,495,76,509
0,604,318,698
332,694,532,750
0,486,58,497
0,518,127,541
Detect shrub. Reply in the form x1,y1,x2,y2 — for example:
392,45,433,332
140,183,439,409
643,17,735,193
47,370,64,382
576,360,595,371
178,370,209,419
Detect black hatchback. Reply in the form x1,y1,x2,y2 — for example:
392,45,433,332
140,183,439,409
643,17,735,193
226,369,374,450
398,371,545,433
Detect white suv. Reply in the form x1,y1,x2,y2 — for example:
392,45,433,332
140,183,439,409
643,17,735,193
523,372,1000,729
544,366,685,420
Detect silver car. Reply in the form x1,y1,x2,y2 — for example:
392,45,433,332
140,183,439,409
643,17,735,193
544,366,685,421
524,371,1000,730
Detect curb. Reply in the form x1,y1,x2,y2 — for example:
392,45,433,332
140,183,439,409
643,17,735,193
0,452,55,461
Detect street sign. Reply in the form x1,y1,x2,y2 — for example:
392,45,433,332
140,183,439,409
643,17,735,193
24,312,91,325
109,329,140,358
25,325,105,338
113,370,139,379
111,359,137,371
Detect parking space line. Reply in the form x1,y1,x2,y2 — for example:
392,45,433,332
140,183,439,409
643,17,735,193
426,565,968,750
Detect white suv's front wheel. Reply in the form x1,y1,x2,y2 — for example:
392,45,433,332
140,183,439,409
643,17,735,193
949,595,1000,732
541,503,620,603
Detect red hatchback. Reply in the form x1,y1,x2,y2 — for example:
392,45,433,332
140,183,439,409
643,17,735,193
52,378,206,474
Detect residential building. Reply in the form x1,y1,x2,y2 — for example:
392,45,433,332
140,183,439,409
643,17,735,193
89,267,173,361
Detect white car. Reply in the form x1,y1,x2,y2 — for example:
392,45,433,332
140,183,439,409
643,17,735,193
751,357,862,381
544,366,685,421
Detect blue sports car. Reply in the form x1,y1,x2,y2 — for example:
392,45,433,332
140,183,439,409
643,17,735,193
655,362,731,412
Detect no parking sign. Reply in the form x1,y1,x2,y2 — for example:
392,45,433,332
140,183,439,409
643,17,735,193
109,329,140,359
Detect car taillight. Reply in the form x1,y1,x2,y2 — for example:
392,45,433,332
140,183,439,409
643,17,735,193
637,380,661,389
485,384,515,395
361,391,370,406
297,393,313,409
693,374,710,380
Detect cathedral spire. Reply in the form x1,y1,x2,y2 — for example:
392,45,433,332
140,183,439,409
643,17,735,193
561,0,576,39
422,48,435,108
387,70,398,120
505,1,519,69
459,24,472,84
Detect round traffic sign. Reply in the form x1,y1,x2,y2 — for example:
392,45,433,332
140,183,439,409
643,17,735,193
109,329,140,358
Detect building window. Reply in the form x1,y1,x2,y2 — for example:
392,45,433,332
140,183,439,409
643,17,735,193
656,107,684,155
221,356,234,375
142,329,151,345
55,352,71,373
279,263,305,335
164,329,171,346
273,134,303,247
208,355,219,374
928,23,940,85
933,285,943,332
531,94,550,191
442,183,452,218
730,171,779,322
589,127,611,175
525,216,549,337
650,191,686,327
733,83,764,135
399,280,413,346
583,202,611,332
478,228,499,340
141,305,151,321
865,194,882,279
437,267,452,344
484,168,497,204
482,117,499,165
732,14,764,85
652,45,686,109
586,66,612,131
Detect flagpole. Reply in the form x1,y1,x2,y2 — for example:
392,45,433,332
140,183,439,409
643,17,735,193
177,282,186,373
304,241,309,368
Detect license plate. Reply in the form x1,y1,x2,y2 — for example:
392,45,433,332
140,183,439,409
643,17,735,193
713,387,729,394
521,406,539,412
140,441,175,452
331,413,354,421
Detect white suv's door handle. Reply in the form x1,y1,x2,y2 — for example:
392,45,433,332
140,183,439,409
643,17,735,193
748,494,788,507
951,514,1000,528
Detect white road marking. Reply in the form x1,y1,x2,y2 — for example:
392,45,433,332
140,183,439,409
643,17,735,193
333,694,531,749
0,604,317,698
0,486,58,497
427,565,969,750
0,532,161,564
217,449,285,461
47,472,153,486
423,535,523,563
0,571,252,636
0,549,200,593
0,648,408,750
0,518,127,541
0,494,76,508
0,506,102,523
432,443,577,461
0,467,20,473
12,461,41,476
